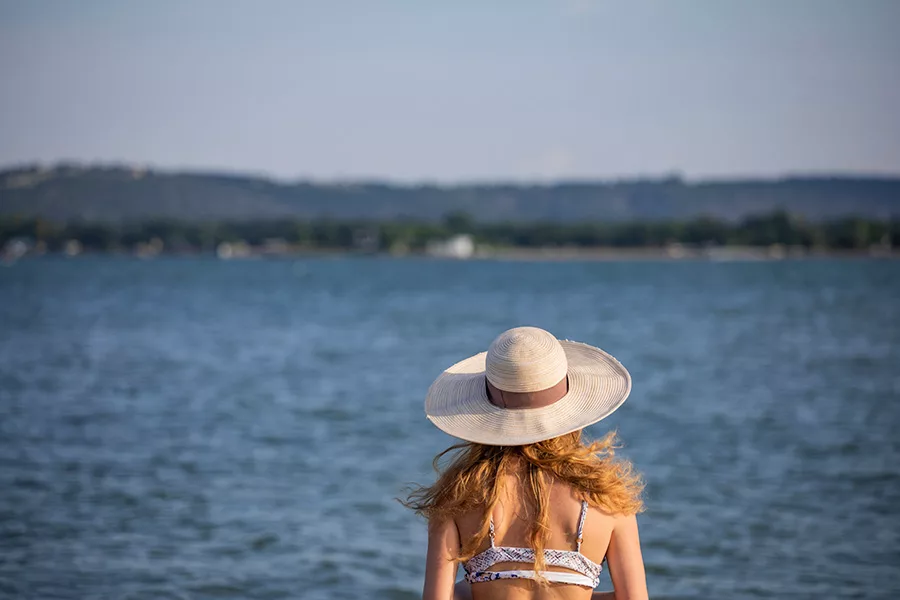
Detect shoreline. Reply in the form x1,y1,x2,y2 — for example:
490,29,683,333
4,245,897,263
469,246,898,261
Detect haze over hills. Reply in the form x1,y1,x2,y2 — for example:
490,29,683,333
1,164,898,223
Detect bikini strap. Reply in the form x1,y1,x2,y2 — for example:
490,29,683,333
576,500,588,552
488,515,496,547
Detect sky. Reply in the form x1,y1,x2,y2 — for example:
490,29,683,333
1,0,899,182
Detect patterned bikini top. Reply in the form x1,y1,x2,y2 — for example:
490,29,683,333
463,500,602,588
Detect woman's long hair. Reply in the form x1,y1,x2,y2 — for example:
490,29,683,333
402,430,644,578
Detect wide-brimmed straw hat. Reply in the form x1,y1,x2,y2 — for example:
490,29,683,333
425,326,631,446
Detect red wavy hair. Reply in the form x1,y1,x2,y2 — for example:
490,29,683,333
402,430,644,578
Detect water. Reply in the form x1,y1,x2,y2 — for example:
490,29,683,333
1,257,898,600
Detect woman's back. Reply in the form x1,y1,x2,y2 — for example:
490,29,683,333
409,327,648,600
455,472,614,600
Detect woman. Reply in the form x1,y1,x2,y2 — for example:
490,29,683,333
404,327,648,600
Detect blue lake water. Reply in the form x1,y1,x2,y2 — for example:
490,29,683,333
1,257,898,599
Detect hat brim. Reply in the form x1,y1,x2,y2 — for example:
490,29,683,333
425,340,631,446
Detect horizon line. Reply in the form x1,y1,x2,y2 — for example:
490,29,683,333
3,160,900,186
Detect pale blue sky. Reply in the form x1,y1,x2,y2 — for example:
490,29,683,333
1,0,898,181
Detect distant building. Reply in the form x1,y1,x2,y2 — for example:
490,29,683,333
2,237,30,261
64,239,83,256
134,237,164,258
261,238,290,255
665,242,687,259
217,241,252,259
426,234,475,259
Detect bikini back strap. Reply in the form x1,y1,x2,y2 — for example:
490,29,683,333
575,500,588,552
488,515,496,547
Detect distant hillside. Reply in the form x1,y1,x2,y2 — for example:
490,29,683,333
1,164,898,223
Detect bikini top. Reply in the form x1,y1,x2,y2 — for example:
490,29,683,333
462,500,602,588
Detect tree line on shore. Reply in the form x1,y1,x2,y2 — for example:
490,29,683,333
1,211,897,254
4,164,900,224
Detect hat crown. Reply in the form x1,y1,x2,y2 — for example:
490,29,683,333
485,327,568,393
